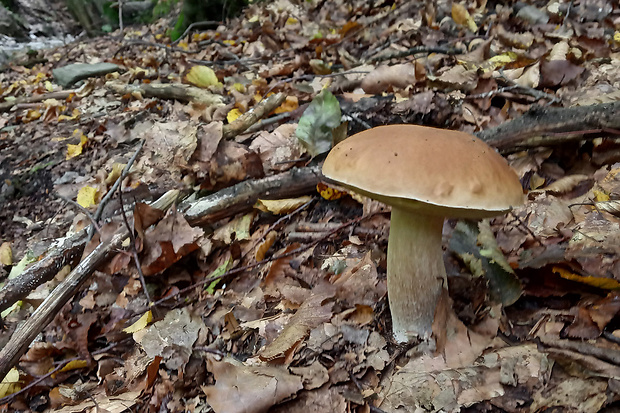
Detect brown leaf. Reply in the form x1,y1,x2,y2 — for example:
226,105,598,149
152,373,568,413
540,59,585,87
203,356,303,413
141,208,204,275
259,292,334,363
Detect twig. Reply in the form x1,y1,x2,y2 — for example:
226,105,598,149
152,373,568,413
368,45,464,63
171,20,221,46
91,140,144,238
114,40,205,58
241,198,315,261
0,90,74,113
118,182,152,305
245,112,292,134
53,193,101,234
0,337,130,404
0,191,180,382
0,166,319,316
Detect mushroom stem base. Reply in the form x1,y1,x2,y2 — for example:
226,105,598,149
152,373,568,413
388,208,446,343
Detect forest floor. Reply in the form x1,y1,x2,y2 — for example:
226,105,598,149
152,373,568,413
1,0,620,412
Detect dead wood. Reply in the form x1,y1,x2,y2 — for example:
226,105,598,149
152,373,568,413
0,90,75,113
0,230,127,382
477,101,620,152
105,80,224,105
182,165,322,226
0,231,88,313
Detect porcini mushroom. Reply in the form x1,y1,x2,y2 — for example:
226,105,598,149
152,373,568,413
322,125,523,342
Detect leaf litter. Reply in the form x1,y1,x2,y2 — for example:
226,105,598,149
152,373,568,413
1,0,620,411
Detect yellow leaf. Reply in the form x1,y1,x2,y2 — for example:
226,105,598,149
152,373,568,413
124,310,153,333
286,17,298,25
593,189,610,202
615,31,620,44
178,41,189,50
58,108,80,121
44,80,53,92
553,266,620,290
223,39,236,46
452,3,478,32
255,196,313,214
232,82,246,92
185,66,222,88
274,96,299,114
23,109,41,122
317,182,343,200
0,367,21,398
248,15,259,23
105,163,127,185
66,130,88,160
76,186,98,208
57,359,88,374
227,108,243,123
0,242,12,266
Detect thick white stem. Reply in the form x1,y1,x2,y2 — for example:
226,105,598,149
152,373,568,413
388,208,446,342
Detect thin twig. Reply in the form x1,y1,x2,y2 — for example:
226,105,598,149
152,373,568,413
53,193,102,234
91,140,145,239
241,198,315,261
118,183,152,305
171,20,221,45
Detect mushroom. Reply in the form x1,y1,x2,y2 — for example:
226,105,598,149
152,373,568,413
322,125,523,342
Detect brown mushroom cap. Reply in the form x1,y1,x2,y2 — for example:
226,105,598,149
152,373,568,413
322,125,523,218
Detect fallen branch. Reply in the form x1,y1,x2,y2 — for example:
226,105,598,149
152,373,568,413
183,165,322,225
0,90,75,113
477,101,620,152
105,80,225,105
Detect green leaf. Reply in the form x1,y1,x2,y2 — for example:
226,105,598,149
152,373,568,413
295,89,342,157
205,256,233,294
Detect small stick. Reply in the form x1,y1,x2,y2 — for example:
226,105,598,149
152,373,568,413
118,183,152,305
91,140,144,239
